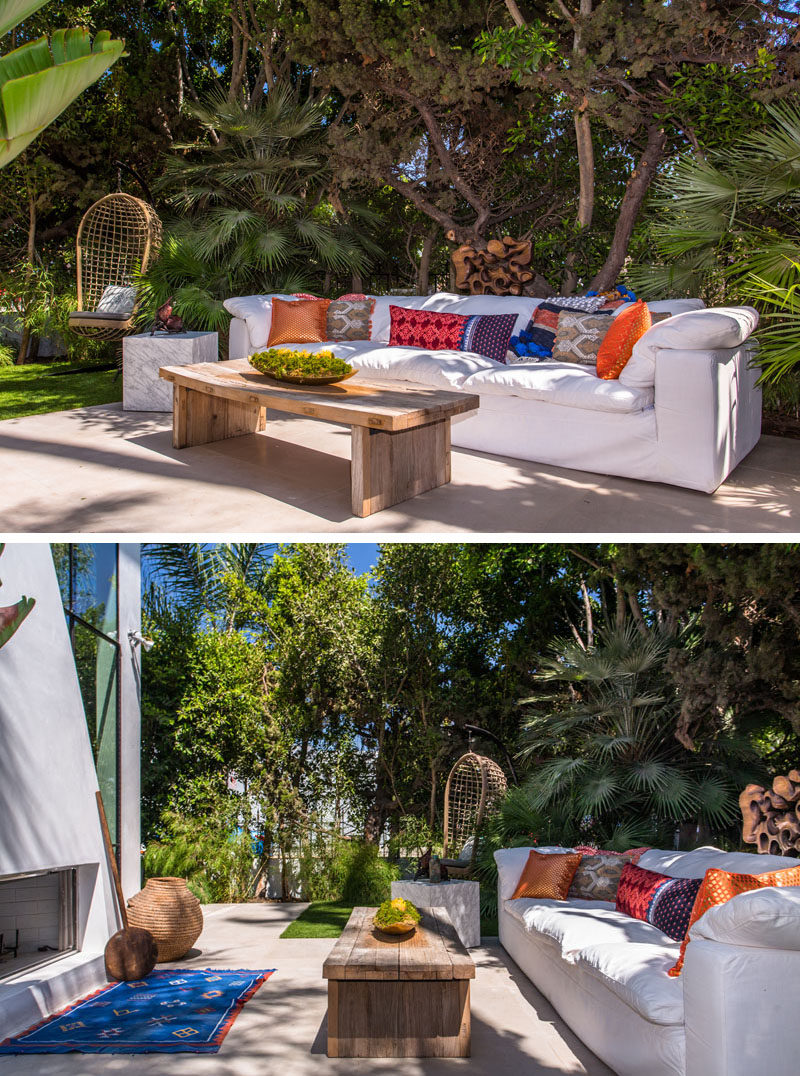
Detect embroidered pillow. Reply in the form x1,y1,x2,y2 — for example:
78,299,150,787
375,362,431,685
574,845,650,864
596,300,652,379
669,863,800,977
568,853,633,902
511,849,582,901
267,297,331,345
649,877,703,942
460,313,517,363
338,292,368,300
551,311,613,365
616,863,672,922
389,305,468,351
327,298,375,341
509,296,605,360
292,292,321,300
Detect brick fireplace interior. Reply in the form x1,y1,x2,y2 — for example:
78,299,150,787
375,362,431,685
0,870,76,979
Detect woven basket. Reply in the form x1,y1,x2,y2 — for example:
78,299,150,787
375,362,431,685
126,877,203,962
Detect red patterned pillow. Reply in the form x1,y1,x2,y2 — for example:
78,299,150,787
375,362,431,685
389,305,468,351
292,292,321,300
338,292,368,300
616,863,672,922
574,845,649,864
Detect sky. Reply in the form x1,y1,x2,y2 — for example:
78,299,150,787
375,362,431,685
345,543,380,576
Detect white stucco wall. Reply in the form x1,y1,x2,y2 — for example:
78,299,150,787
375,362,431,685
0,543,118,1035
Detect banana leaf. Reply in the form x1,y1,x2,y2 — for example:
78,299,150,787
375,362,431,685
0,0,50,38
0,27,124,167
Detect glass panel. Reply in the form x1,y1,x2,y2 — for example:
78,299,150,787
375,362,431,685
72,621,119,848
72,544,118,636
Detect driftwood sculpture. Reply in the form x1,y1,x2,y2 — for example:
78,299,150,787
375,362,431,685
452,237,546,296
740,770,800,856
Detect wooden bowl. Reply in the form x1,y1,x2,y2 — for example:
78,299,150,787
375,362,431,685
262,370,356,386
373,916,417,936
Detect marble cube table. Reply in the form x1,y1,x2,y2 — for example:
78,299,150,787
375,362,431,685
123,331,218,411
390,878,481,948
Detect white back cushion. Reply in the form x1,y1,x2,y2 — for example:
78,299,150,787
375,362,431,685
421,293,543,337
619,306,758,389
638,846,794,879
223,294,299,350
494,846,574,902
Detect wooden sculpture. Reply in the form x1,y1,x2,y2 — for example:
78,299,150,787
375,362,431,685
740,770,800,857
451,237,549,296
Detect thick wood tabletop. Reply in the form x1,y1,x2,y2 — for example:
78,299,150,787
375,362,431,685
323,906,476,982
159,359,479,432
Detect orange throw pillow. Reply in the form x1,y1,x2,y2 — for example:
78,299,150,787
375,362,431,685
669,863,800,977
267,297,331,346
596,300,651,380
511,850,582,901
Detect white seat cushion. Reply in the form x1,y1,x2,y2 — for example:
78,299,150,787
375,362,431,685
504,898,675,958
462,361,654,413
572,942,684,1026
348,344,499,390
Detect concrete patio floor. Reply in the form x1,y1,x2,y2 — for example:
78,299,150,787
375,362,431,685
2,403,799,533
0,901,613,1076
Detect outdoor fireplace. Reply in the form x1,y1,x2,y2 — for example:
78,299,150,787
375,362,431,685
0,869,77,979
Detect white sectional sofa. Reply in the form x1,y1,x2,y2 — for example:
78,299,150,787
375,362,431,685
495,844,800,1076
226,292,762,493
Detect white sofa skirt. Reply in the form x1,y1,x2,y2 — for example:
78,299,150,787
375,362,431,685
500,907,686,1076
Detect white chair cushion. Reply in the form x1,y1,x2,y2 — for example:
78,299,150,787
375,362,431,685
572,942,685,1026
462,361,653,413
96,284,135,314
619,306,759,389
494,847,574,902
223,294,300,350
690,885,800,949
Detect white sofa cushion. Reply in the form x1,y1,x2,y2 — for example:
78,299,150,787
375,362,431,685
420,293,543,338
494,847,574,902
505,898,676,958
638,846,791,879
462,361,654,413
689,886,800,949
349,344,499,390
572,942,684,1026
619,307,758,389
223,294,299,350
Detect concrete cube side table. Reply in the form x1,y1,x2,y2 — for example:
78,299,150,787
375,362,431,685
390,878,481,948
123,331,218,412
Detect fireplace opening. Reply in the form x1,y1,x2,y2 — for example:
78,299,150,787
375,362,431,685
0,869,77,980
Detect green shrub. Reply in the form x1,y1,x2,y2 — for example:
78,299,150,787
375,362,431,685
143,809,255,903
299,836,399,905
0,342,14,367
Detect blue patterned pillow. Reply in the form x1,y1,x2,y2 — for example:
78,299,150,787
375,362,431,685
510,296,605,360
648,876,703,942
459,312,517,364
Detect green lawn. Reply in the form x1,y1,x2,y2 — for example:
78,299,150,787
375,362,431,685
0,362,121,420
280,900,499,939
280,901,355,939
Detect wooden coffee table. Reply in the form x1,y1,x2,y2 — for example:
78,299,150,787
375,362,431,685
159,359,479,517
322,905,475,1058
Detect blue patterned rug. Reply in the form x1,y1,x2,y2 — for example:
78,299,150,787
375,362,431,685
0,968,275,1053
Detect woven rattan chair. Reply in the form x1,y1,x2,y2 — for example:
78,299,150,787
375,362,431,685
441,751,507,878
68,194,162,340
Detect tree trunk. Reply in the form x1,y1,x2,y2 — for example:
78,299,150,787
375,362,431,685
590,124,667,293
416,225,438,294
16,183,37,365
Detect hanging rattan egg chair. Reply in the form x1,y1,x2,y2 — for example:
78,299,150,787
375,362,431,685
68,193,162,341
441,751,507,879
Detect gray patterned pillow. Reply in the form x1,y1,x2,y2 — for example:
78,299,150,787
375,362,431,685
551,311,613,365
327,298,375,341
568,853,633,901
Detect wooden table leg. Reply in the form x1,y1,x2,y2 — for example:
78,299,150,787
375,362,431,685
172,384,265,449
350,418,450,517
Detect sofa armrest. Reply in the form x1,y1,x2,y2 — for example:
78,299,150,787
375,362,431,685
683,939,800,1076
228,316,251,360
690,886,800,950
652,341,762,492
